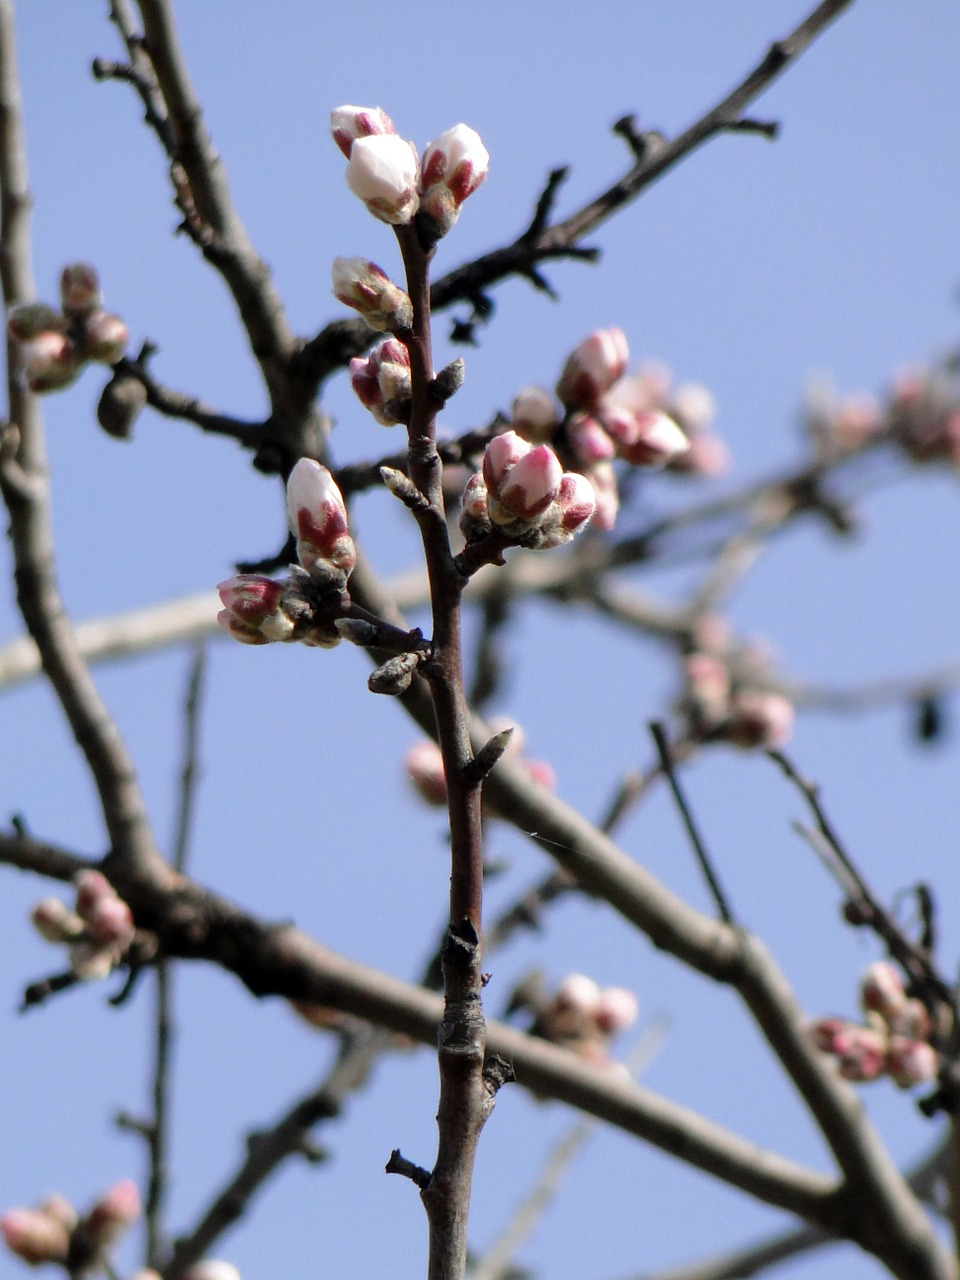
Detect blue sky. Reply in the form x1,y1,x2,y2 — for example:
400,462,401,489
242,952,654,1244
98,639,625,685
2,4,959,1279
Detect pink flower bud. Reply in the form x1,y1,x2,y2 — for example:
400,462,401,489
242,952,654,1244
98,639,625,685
217,575,296,644
554,973,602,1016
511,386,557,443
482,430,530,490
405,740,447,806
538,471,596,547
421,124,489,207
7,302,64,341
458,471,490,542
836,1026,887,1082
860,961,905,1022
84,1180,140,1249
330,105,396,159
556,328,628,410
346,134,420,225
182,1262,242,1280
667,431,730,477
31,897,85,943
809,1016,848,1054
888,997,932,1041
39,1197,77,1232
74,869,115,918
595,986,639,1034
568,414,615,464
80,311,129,365
286,459,356,576
726,691,794,749
886,1036,939,1089
349,338,412,425
331,257,412,332
604,408,690,468
60,263,103,316
490,444,562,527
20,331,82,393
523,758,556,791
1,1207,71,1265
85,895,135,948
683,653,731,726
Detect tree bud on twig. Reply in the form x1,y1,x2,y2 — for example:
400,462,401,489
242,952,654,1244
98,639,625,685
331,257,412,333
368,651,421,696
556,327,628,410
217,575,298,645
286,458,356,577
59,262,103,316
0,1206,71,1265
83,1179,140,1249
97,370,147,440
350,338,412,426
18,331,82,393
79,310,129,365
330,104,396,159
7,302,64,341
431,357,465,405
345,134,420,225
511,385,558,443
31,896,85,943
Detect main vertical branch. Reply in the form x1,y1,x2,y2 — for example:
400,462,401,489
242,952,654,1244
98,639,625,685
396,223,488,1280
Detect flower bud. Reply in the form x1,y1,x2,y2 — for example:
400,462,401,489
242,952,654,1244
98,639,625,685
346,134,420,225
0,1207,71,1265
60,263,103,316
98,371,147,440
554,973,602,1016
726,691,794,749
567,414,615,464
331,257,412,333
217,575,297,644
80,311,128,365
860,961,905,1023
7,302,64,341
511,386,558,443
84,1180,140,1249
286,458,356,576
888,997,932,1041
19,331,82,393
683,653,731,727
84,894,135,948
835,1026,887,1082
421,124,489,207
595,986,639,1035
537,471,596,547
74,869,115,919
886,1036,939,1089
31,896,85,943
494,445,563,524
556,328,628,410
458,471,491,543
349,338,412,426
330,105,395,159
405,740,447,806
39,1197,78,1232
670,383,716,435
603,408,690,468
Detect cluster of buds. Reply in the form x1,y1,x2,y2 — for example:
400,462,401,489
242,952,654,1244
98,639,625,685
31,870,135,980
804,378,885,462
510,331,728,533
888,368,960,468
405,717,555,808
217,460,356,648
459,430,596,550
1,1180,139,1269
348,337,412,426
518,973,638,1068
809,961,939,1089
331,106,488,239
7,264,128,394
678,650,794,749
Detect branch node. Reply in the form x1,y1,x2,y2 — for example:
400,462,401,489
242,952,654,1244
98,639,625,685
380,466,430,513
368,650,424,696
463,727,514,785
385,1148,431,1189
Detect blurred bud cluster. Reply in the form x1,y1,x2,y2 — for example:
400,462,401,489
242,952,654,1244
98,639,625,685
7,264,128,394
31,869,135,981
1,1179,139,1269
809,961,940,1088
678,644,794,750
511,971,639,1069
218,459,356,648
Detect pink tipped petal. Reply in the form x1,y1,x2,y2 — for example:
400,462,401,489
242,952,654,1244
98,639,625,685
499,445,563,519
330,105,395,158
556,327,629,409
556,471,597,532
616,410,690,467
346,134,420,225
482,430,530,489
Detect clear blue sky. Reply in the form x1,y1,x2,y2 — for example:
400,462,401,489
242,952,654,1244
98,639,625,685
2,4,959,1279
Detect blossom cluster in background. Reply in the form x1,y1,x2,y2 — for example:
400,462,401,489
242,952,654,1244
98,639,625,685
31,869,135,981
678,647,795,750
7,264,128,393
0,1180,139,1269
405,717,555,809
809,961,939,1088
511,972,639,1069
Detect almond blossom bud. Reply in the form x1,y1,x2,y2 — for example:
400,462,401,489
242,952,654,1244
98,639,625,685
346,134,420,225
7,302,64,341
331,257,412,332
84,894,135,948
60,263,103,315
668,431,730,477
886,1036,939,1089
182,1261,242,1280
835,1026,887,1082
595,986,639,1034
888,997,932,1041
84,1179,140,1249
523,758,557,790
419,124,488,237
556,328,628,410
683,653,731,727
511,386,558,443
349,338,412,426
567,414,615,465
496,446,563,525
0,1207,71,1265
31,896,85,943
537,471,596,547
19,331,82,393
726,691,794,749
860,962,906,1022
80,311,128,365
74,869,114,917
405,740,447,806
458,471,491,542
286,460,356,578
554,973,602,1016
809,1016,848,1054
330,105,395,159
603,408,690,468
217,575,297,644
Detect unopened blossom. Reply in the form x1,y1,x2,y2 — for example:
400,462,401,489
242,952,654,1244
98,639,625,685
182,1262,242,1280
534,974,640,1062
346,133,420,225
19,331,82,393
405,740,448,807
483,431,562,525
79,311,129,365
511,385,558,443
668,430,730,477
0,1206,71,1265
595,986,639,1035
458,470,490,542
537,471,597,548
682,652,731,727
349,337,412,426
835,1025,887,1082
886,1036,939,1089
330,105,395,159
7,302,63,341
888,997,932,1041
286,458,356,577
31,896,85,943
331,257,412,332
860,961,906,1022
556,328,629,410
217,575,296,645
554,973,603,1017
60,263,103,315
84,1180,140,1249
726,690,794,749
567,414,616,464
603,407,690,468
419,124,489,237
